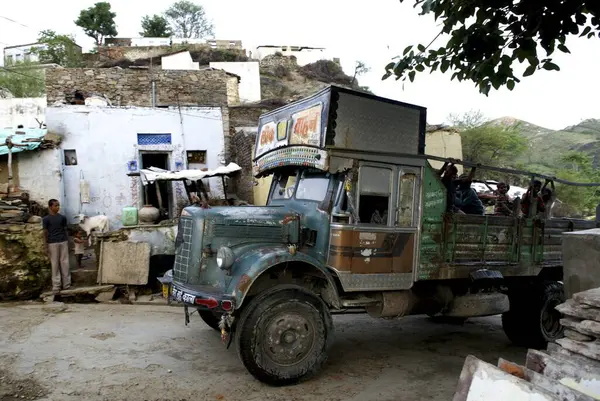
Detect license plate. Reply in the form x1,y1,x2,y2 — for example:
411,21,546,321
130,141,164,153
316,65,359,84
162,283,170,299
172,287,196,304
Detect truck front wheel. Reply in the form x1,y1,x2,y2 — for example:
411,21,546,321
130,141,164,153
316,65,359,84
235,286,334,386
501,281,565,349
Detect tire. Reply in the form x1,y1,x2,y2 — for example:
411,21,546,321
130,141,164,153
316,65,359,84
235,285,334,386
502,281,565,349
199,310,222,331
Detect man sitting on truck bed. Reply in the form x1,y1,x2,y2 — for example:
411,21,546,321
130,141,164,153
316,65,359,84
439,160,460,213
455,169,485,215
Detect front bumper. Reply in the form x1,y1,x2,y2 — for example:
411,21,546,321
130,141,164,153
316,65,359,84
171,282,235,313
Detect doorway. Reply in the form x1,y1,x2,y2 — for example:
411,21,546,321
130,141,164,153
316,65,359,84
141,152,171,217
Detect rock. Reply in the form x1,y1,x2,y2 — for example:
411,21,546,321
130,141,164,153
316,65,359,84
95,288,116,303
27,216,42,224
42,302,68,314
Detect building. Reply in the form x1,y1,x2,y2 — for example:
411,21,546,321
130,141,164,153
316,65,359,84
46,105,229,228
0,98,46,129
209,61,261,104
104,37,243,50
252,45,333,67
3,42,82,66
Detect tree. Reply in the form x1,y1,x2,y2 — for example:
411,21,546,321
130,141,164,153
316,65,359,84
554,152,600,217
0,63,45,98
450,111,527,170
383,0,600,95
32,30,82,67
140,15,172,37
165,0,214,39
351,61,370,86
75,2,118,47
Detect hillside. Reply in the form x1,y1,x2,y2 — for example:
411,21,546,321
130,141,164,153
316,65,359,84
489,117,600,174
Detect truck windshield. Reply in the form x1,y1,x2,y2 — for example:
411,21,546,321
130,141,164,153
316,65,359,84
271,172,330,202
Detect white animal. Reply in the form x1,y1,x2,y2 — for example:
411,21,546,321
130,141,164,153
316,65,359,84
74,214,109,237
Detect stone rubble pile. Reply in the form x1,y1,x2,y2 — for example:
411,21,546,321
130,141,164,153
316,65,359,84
0,193,30,224
556,287,600,362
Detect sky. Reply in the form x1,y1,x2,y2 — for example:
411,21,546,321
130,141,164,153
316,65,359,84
1,0,599,130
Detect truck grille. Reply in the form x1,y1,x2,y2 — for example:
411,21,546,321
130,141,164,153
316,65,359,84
173,217,193,282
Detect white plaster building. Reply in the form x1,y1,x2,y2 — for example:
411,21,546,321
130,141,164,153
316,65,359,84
253,45,334,66
161,51,200,70
0,98,46,129
45,106,228,228
209,62,261,103
3,42,82,66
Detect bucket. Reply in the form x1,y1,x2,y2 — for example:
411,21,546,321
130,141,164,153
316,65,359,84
121,206,138,226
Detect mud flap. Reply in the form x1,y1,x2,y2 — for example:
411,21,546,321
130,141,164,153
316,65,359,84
184,305,190,326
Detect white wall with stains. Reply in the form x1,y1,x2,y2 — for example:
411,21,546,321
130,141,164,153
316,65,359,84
0,98,46,129
46,106,226,229
209,62,261,103
17,149,64,207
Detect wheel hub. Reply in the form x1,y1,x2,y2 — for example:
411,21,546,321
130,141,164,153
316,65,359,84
264,313,315,366
541,298,562,339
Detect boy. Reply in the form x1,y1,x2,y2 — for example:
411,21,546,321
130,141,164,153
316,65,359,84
73,230,86,269
43,199,71,293
494,182,513,216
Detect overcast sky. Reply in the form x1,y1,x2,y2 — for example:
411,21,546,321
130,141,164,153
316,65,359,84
1,0,598,130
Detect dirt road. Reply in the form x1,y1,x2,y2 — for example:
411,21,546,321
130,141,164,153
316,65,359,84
0,302,524,401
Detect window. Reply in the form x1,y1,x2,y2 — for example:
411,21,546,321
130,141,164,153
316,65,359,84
272,173,297,200
295,174,330,202
137,133,172,145
358,166,392,225
5,55,13,65
187,151,206,165
64,149,78,166
397,172,417,226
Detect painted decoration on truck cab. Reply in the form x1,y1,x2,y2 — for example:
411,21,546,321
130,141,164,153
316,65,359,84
290,104,322,146
256,121,278,156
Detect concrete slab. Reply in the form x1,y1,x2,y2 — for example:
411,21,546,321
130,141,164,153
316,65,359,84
98,241,150,285
563,229,600,299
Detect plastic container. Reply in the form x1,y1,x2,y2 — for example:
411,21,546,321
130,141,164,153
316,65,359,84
121,206,139,226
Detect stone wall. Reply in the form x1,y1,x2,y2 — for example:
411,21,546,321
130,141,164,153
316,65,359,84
0,223,50,300
46,68,239,107
259,54,298,70
228,104,276,204
230,129,257,204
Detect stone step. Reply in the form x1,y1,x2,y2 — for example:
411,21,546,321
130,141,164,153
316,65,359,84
71,268,98,287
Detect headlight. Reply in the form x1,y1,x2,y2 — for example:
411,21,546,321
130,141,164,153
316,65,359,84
216,246,234,270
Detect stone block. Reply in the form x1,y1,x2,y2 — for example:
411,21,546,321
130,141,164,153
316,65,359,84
563,229,600,298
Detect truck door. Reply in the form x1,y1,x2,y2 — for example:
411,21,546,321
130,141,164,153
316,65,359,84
392,168,420,277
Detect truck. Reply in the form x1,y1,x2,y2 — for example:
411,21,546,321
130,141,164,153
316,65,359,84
170,86,598,385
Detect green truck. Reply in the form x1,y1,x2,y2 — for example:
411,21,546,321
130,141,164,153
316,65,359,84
170,86,597,385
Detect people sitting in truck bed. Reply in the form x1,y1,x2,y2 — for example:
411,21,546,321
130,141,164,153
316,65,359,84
494,182,513,216
438,160,460,213
521,180,546,217
541,179,556,217
455,172,485,215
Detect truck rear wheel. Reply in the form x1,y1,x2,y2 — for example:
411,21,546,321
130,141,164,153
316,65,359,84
235,286,334,386
199,310,222,331
502,281,565,349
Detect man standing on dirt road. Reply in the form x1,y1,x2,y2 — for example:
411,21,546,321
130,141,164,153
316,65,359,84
43,199,71,294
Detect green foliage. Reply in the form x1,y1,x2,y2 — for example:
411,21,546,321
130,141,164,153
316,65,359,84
555,152,600,216
383,0,600,94
75,1,118,47
0,63,45,98
165,1,214,39
32,30,82,67
351,61,370,86
140,14,172,37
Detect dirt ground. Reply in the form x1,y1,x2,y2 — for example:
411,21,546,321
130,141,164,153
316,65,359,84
0,302,525,401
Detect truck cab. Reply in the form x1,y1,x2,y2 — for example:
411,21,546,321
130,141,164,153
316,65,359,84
170,86,597,386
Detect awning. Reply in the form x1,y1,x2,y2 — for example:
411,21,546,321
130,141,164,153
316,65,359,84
0,128,48,156
139,163,242,185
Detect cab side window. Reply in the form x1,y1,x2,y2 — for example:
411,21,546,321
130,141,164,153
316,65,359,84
397,172,417,226
358,166,392,225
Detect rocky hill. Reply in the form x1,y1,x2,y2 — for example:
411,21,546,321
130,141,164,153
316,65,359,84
94,47,367,104
490,117,600,174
